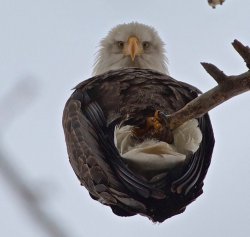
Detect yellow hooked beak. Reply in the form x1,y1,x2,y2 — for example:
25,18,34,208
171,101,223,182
124,36,143,61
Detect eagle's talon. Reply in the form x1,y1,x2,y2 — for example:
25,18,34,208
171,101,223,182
152,110,169,131
158,111,169,123
131,110,173,143
152,110,174,143
154,110,161,120
154,121,162,130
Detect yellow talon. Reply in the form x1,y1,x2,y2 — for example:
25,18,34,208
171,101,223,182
133,110,166,140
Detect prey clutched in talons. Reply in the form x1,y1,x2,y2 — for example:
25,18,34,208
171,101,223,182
114,117,203,177
133,110,173,143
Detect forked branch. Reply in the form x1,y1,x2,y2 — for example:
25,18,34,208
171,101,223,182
168,39,250,130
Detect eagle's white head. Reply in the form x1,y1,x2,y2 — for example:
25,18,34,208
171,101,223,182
93,22,169,75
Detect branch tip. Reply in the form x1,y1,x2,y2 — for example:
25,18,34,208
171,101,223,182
232,39,250,69
201,62,227,84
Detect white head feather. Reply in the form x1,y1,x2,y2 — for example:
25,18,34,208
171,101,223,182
93,22,169,76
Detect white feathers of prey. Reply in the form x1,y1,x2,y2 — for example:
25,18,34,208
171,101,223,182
114,119,202,174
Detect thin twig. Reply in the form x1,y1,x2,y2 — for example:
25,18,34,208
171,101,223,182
232,40,250,69
200,62,227,84
0,148,69,237
0,79,69,237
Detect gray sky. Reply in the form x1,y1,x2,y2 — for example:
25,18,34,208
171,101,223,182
1,1,250,236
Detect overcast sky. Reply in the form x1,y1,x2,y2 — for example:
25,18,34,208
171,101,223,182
1,1,250,237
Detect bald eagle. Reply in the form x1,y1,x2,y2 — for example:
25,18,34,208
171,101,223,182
63,22,214,222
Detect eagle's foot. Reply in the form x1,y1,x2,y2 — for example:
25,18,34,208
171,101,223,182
146,110,163,132
133,110,174,143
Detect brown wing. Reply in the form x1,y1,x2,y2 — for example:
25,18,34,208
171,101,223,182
62,68,215,222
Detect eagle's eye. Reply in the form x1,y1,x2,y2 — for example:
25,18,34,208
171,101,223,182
117,41,124,49
142,41,150,49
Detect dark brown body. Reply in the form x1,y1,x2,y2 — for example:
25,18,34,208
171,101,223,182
63,68,214,222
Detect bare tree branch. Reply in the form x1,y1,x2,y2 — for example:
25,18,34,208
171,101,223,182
0,149,69,237
0,79,69,237
168,39,250,130
0,78,37,132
